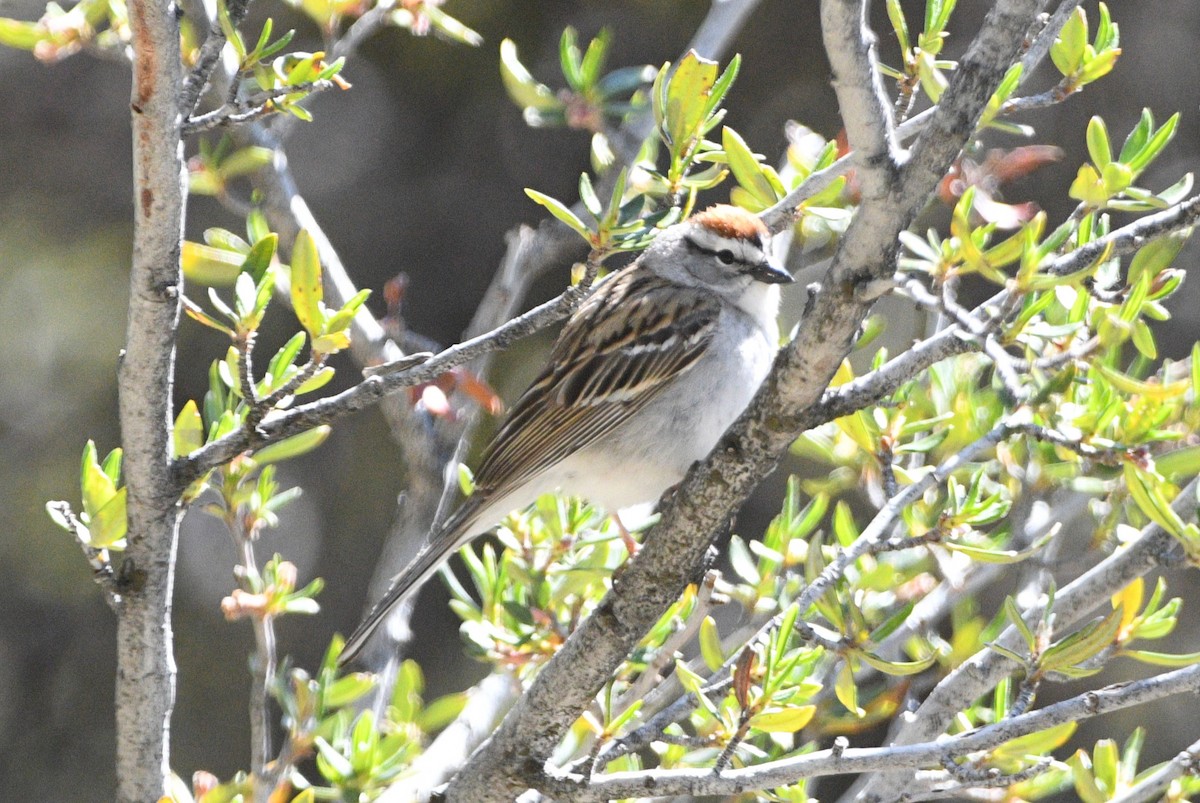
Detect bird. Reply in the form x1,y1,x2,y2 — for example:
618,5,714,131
339,204,792,666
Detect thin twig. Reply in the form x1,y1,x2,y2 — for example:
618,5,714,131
46,501,120,609
183,81,336,135
1109,735,1200,803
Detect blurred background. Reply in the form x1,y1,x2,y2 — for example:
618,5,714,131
1,0,1198,798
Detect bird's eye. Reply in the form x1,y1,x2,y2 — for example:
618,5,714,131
716,249,736,265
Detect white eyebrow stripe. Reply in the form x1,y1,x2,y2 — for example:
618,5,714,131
689,230,766,264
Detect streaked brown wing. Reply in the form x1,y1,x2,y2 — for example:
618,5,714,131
472,268,720,495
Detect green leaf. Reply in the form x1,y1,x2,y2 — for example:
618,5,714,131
856,650,935,676
524,189,592,241
1005,596,1037,653
220,146,274,179
558,27,583,91
665,50,719,149
1128,231,1188,286
699,615,724,671
323,672,376,708
834,661,863,717
1157,445,1200,482
579,28,610,87
0,18,45,50
253,426,331,464
267,332,307,387
290,229,325,337
723,127,778,206
182,241,244,286
749,705,816,733
1085,117,1111,168
886,0,910,54
1127,112,1179,174
1043,605,1124,671
242,234,278,283
324,288,372,334
90,487,128,547
578,173,601,217
173,400,205,457
1052,8,1088,76
499,39,559,111
417,692,469,733
81,441,117,520
1122,648,1200,667
294,365,335,395
1124,462,1189,540
314,736,354,781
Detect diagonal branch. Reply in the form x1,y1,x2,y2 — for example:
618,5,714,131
850,477,1198,803
435,2,1043,801
544,661,1200,799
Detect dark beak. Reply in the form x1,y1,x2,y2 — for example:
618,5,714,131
747,258,794,284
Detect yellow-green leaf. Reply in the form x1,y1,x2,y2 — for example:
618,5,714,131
182,241,244,286
699,615,724,671
749,705,816,733
291,229,325,336
173,400,204,457
253,425,331,465
90,486,128,548
834,661,863,717
665,50,718,148
294,365,336,395
81,441,117,520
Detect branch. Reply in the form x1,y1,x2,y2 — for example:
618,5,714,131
46,501,121,610
180,0,251,115
899,0,1047,202
819,0,900,196
183,81,337,135
117,0,187,798
437,1,1037,799
1109,734,1200,803
173,289,578,488
850,477,1197,802
1019,0,1086,77
378,672,520,802
685,0,767,60
544,663,1200,799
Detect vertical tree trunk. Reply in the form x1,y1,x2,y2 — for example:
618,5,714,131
117,0,186,798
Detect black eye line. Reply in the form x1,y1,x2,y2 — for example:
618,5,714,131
684,236,744,266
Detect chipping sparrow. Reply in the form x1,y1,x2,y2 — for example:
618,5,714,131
339,204,791,665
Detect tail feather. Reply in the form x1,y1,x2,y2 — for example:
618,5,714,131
338,497,484,666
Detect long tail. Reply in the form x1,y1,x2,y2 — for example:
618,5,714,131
338,497,484,666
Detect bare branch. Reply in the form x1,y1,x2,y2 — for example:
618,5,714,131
117,0,188,798
545,663,1200,799
180,0,251,115
851,477,1197,802
378,672,521,803
46,501,121,610
819,0,901,195
173,288,578,487
183,81,337,135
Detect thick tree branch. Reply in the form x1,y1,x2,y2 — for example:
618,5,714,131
437,2,1040,800
117,0,187,799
